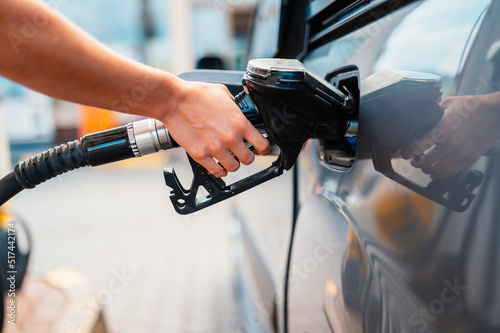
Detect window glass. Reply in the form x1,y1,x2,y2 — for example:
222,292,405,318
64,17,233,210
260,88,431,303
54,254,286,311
302,0,497,209
373,0,491,96
248,0,281,59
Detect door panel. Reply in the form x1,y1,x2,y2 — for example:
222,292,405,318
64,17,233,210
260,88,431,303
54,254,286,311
289,0,499,332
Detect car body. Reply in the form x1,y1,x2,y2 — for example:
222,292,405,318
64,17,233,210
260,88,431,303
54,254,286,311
183,1,500,332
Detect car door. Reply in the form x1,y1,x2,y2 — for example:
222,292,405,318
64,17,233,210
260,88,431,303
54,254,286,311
288,1,500,333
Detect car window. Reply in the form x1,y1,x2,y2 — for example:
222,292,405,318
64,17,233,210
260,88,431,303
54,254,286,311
248,0,281,59
373,0,491,96
302,0,497,207
303,0,491,83
302,3,420,79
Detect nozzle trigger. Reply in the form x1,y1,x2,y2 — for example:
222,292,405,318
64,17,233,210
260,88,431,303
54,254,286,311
164,153,284,214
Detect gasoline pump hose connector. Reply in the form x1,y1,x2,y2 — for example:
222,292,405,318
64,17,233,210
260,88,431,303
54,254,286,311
0,118,177,207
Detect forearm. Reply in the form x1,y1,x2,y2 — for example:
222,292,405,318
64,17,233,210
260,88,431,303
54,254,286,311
0,0,181,119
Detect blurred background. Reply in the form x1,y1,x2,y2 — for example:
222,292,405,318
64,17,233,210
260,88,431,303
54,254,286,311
0,0,280,332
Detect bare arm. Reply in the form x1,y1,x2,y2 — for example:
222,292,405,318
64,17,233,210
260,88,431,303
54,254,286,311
0,0,269,177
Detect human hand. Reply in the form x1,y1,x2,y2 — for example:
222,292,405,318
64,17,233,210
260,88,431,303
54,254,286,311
401,94,500,179
161,80,270,178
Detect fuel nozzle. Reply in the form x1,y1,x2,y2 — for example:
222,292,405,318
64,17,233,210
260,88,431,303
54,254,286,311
242,59,358,170
165,59,359,214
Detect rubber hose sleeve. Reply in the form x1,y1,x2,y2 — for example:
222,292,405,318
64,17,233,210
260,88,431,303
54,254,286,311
14,139,88,189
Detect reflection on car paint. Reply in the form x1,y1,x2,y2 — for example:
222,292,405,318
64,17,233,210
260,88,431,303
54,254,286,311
289,1,500,332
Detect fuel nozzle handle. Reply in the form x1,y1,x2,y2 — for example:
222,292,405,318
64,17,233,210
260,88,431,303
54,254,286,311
234,91,264,130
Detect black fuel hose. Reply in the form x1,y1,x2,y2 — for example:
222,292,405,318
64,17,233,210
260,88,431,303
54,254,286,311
0,173,23,208
0,139,88,207
0,118,177,207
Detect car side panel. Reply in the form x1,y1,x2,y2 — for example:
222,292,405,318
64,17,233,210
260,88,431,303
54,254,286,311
289,1,500,332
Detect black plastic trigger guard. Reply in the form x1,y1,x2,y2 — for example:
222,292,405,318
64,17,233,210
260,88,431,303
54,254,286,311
164,153,284,215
